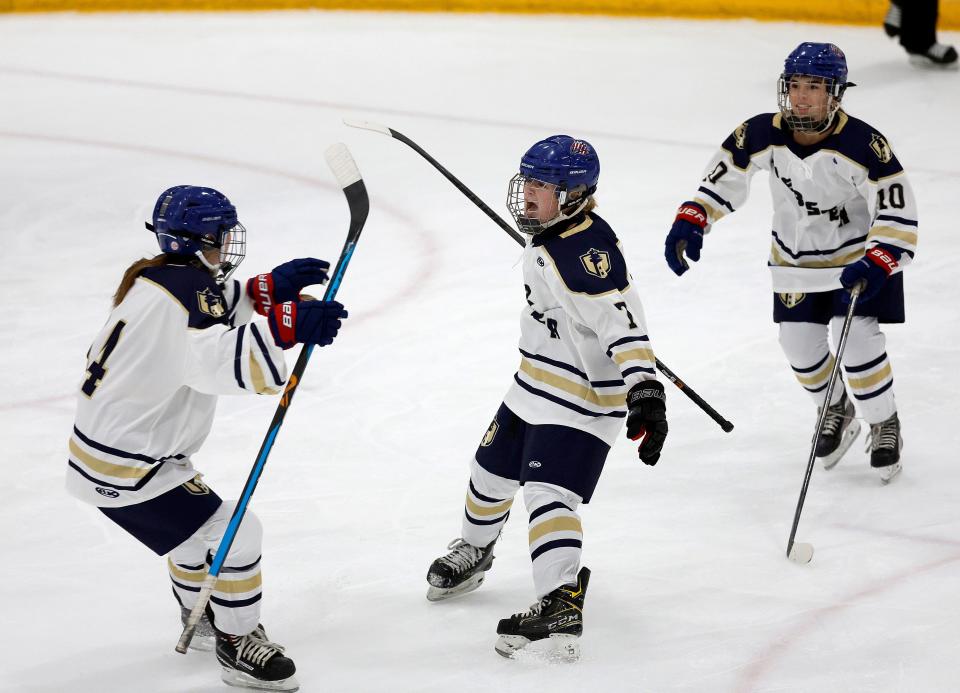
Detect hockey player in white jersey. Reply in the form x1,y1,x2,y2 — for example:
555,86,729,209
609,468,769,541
426,137,668,660
665,43,916,483
67,185,348,691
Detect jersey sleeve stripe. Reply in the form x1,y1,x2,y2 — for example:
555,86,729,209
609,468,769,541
249,323,283,387
867,226,918,247
605,335,649,356
622,365,657,378
233,325,246,390
612,348,656,366
875,214,917,227
697,185,735,213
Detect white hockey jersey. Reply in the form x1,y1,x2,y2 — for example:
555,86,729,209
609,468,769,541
67,262,288,508
693,112,918,292
503,211,658,447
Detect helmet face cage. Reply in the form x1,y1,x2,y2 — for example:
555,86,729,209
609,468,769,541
506,173,589,236
778,73,844,134
216,222,246,280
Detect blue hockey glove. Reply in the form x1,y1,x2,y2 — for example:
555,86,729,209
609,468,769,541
839,245,900,303
247,258,330,316
665,201,707,276
626,381,668,466
268,300,348,350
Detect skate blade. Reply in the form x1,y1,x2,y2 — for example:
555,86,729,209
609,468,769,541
879,462,902,485
426,573,484,602
494,634,580,663
820,420,862,470
221,668,300,692
908,54,959,70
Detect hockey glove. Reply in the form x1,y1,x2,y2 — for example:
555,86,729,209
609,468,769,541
665,201,708,276
247,258,331,316
626,380,668,466
839,245,901,303
268,300,348,350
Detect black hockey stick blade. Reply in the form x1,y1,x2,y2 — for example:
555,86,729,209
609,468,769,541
344,118,733,432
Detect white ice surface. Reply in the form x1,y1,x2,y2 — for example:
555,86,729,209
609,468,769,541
1,11,959,693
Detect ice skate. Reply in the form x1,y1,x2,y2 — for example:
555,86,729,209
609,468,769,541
180,606,216,652
495,567,589,662
867,413,903,485
216,625,299,692
908,43,959,69
426,538,496,602
815,390,861,470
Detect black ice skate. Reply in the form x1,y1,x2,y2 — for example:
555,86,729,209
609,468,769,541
180,606,216,652
815,390,861,470
426,537,496,602
495,567,590,662
867,413,903,484
908,43,959,69
216,625,299,692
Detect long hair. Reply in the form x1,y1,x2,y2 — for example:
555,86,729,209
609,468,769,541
113,254,173,306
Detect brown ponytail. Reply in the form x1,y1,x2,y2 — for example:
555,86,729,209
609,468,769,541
113,254,173,306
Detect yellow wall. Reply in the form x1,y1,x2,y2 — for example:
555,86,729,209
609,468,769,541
2,0,959,31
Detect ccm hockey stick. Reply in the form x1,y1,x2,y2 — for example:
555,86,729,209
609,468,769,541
177,143,369,653
345,119,733,433
786,283,862,565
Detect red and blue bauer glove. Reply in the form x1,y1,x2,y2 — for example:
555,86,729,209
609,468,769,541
268,300,348,349
665,201,708,276
247,258,331,316
626,381,668,466
839,245,901,302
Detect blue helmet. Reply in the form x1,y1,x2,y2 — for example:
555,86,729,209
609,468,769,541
778,43,854,134
519,135,600,192
783,42,849,85
147,185,246,278
507,136,600,235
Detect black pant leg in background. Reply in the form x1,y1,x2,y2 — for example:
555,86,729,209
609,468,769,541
898,0,939,53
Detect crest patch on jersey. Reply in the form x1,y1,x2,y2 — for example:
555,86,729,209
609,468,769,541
481,420,499,447
580,248,611,279
778,292,806,309
869,134,893,164
182,475,211,496
196,287,226,318
733,122,748,150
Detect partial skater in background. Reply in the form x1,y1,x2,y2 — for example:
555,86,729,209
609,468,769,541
425,136,668,661
67,185,348,692
665,43,917,484
883,0,957,67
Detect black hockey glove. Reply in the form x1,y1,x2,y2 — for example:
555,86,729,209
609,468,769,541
626,381,668,466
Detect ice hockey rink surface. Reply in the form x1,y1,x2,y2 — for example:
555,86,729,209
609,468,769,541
1,9,958,692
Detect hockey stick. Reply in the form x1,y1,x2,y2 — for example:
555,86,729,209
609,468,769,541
786,283,862,565
345,119,734,433
176,143,369,653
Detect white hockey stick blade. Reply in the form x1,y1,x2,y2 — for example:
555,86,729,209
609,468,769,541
342,118,392,136
324,143,362,189
788,542,814,564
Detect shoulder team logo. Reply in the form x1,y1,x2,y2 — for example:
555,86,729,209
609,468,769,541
778,292,806,309
733,122,748,150
580,248,611,279
196,287,226,318
481,420,499,447
870,134,893,164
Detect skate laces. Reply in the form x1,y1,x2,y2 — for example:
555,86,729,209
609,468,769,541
229,629,285,667
512,597,550,620
438,539,482,574
820,399,851,436
866,417,899,452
